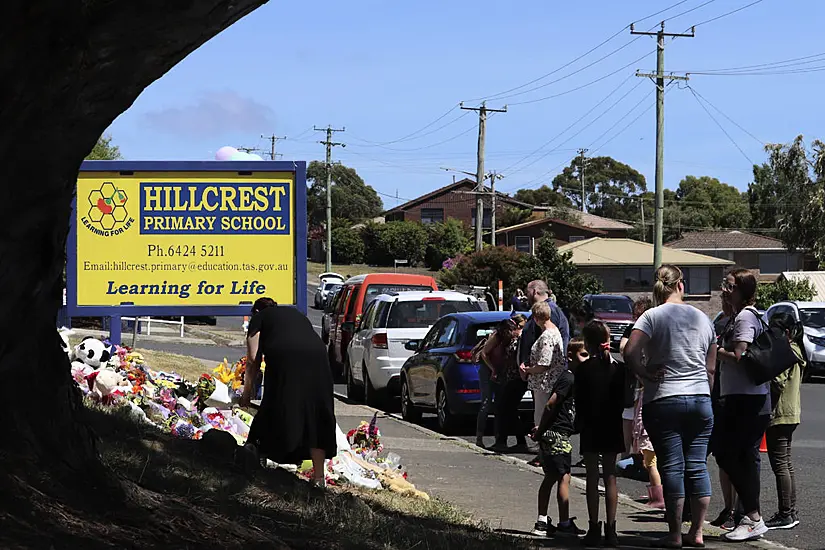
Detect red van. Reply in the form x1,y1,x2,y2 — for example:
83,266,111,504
327,273,438,377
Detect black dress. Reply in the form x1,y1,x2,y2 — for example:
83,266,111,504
246,306,337,464
573,357,626,454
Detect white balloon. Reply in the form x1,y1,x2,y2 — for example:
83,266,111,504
215,146,238,161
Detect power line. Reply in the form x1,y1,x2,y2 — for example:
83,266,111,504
679,51,825,74
662,0,718,24
348,111,472,149
467,0,693,102
687,86,755,165
690,0,767,28
687,86,764,145
357,104,461,146
587,90,655,150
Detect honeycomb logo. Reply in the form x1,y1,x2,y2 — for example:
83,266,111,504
82,182,134,236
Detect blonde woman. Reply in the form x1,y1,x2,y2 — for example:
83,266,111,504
625,265,717,548
521,302,566,431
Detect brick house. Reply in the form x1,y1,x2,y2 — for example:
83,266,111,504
666,230,810,281
559,237,734,315
383,178,531,229
495,217,607,254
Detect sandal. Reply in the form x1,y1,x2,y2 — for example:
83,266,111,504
681,537,705,549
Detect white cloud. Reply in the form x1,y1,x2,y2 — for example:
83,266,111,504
143,91,274,137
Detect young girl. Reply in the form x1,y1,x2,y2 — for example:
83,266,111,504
574,321,626,547
765,312,806,530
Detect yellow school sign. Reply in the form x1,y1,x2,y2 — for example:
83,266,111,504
68,161,308,318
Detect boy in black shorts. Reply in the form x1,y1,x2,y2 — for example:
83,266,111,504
530,341,584,538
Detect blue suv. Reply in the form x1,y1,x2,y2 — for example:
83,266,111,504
399,311,533,434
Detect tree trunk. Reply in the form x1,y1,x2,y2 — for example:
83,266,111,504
0,0,268,505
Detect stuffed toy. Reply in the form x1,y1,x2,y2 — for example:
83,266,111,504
71,336,114,387
85,368,130,402
378,470,430,500
58,327,73,358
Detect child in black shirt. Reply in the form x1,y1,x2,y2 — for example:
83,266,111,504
530,339,585,538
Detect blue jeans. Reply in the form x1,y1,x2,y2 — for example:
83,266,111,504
643,395,714,500
476,365,495,436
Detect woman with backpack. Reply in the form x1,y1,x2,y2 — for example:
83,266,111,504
764,312,806,530
715,268,771,542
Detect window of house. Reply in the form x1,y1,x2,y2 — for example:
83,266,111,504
514,236,532,254
420,208,444,224
684,267,710,295
624,267,653,289
759,253,787,275
471,208,492,228
569,235,586,242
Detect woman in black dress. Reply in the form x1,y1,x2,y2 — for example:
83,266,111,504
240,298,337,486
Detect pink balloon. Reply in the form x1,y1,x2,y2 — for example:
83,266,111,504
215,146,238,161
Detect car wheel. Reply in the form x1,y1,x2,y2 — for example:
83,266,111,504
346,357,364,402
400,376,422,423
364,365,384,408
436,382,457,435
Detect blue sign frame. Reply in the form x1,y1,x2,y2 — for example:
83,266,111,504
68,160,307,344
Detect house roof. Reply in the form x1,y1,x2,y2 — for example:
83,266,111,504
383,178,527,215
558,237,735,267
495,216,607,235
666,230,787,251
530,207,634,231
781,271,825,301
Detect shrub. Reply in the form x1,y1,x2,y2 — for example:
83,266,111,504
425,219,471,270
513,234,602,313
438,246,525,292
756,277,816,310
331,227,365,264
377,221,429,266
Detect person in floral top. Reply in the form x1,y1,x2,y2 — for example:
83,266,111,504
521,301,566,428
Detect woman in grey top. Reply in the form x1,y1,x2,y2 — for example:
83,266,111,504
714,268,771,542
625,264,717,548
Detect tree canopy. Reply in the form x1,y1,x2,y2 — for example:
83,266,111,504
658,175,751,242
86,135,122,160
513,185,571,208
306,161,383,226
552,155,646,221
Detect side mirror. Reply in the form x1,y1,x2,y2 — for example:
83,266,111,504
341,322,356,333
405,340,420,351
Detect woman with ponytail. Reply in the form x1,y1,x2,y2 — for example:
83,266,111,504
624,264,717,548
574,320,626,547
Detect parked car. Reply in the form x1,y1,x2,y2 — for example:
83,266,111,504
400,311,534,434
313,272,345,309
321,286,343,344
345,291,483,405
327,273,439,378
583,294,635,350
764,301,825,380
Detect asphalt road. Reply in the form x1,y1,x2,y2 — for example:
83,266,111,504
303,288,823,550
135,286,822,549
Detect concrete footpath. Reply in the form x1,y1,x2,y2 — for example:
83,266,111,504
335,398,786,550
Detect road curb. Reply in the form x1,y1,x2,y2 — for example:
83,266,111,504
333,392,796,550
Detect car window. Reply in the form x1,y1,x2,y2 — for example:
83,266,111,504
325,289,341,313
799,308,825,329
419,320,445,350
361,301,378,330
467,322,498,347
364,284,433,306
335,287,351,315
434,319,459,348
589,296,633,314
766,305,792,322
386,299,480,329
345,285,361,316
374,301,390,329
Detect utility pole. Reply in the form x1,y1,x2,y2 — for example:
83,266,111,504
489,171,503,246
639,197,646,243
314,125,345,272
631,21,693,269
460,101,507,251
579,149,587,213
261,133,286,160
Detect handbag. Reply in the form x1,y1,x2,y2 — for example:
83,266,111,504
740,307,798,386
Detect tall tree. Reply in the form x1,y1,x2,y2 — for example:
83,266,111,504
552,155,646,220
2,0,268,530
662,175,751,241
86,135,123,160
748,136,825,262
306,161,383,226
513,185,571,208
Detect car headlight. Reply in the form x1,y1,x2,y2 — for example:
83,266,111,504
808,335,825,347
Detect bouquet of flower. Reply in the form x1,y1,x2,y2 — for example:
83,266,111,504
347,413,383,455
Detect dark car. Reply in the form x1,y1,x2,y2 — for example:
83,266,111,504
399,311,533,434
583,294,635,350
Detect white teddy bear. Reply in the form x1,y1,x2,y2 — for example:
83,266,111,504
70,337,115,388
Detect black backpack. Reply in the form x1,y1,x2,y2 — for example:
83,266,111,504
740,307,798,386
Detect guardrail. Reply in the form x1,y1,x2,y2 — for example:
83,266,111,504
121,316,185,338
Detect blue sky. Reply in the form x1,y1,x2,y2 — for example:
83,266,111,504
109,0,825,212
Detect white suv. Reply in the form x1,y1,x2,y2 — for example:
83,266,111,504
765,301,825,381
346,290,482,405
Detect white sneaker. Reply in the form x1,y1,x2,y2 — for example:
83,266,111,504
724,516,768,542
